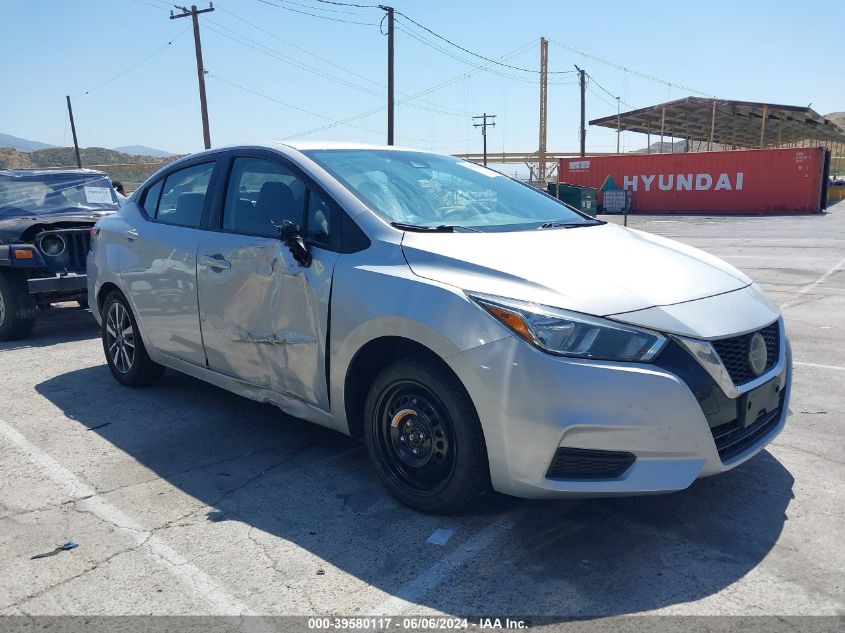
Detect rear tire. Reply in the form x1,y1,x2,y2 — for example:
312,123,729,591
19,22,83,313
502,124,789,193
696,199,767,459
0,272,36,341
364,358,489,514
101,291,165,387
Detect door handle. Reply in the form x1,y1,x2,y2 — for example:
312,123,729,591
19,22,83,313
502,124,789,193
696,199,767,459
124,229,139,241
199,254,231,270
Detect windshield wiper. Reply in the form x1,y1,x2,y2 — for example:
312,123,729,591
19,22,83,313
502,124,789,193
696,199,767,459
390,222,481,233
537,220,602,230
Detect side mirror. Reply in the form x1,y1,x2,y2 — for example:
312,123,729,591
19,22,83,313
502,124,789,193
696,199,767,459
278,219,312,267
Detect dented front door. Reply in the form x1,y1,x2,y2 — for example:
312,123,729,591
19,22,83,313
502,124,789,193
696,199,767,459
196,231,337,410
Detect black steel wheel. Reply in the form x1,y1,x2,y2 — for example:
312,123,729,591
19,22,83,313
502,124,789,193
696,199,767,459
364,358,489,514
101,291,165,387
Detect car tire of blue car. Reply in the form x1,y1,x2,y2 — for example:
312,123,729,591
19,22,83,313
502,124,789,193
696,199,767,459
0,271,36,341
364,358,490,514
101,291,166,387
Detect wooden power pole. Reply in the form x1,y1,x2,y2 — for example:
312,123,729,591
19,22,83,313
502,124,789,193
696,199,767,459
575,65,586,157
65,96,82,168
171,4,214,150
537,37,548,184
380,5,395,145
472,113,496,166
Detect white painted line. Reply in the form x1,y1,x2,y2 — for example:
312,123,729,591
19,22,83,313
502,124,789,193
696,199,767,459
369,518,512,616
781,254,845,309
426,528,455,546
0,418,256,617
793,361,845,372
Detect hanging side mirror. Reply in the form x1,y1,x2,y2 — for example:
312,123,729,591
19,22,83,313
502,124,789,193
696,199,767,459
278,219,312,267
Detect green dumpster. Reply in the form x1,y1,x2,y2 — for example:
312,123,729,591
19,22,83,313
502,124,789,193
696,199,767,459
547,182,597,217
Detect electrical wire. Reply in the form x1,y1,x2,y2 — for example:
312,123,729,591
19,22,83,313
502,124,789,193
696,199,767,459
273,0,380,16
203,20,468,119
213,2,468,116
549,38,716,98
286,40,539,138
208,72,432,144
79,26,191,95
393,10,575,75
256,0,380,26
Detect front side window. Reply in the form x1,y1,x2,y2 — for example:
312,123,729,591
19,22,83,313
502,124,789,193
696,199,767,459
223,157,305,238
305,189,333,247
304,149,598,231
155,162,215,228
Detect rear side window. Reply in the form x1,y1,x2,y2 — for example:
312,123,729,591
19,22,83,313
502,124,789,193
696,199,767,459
155,162,215,228
223,157,306,238
141,179,163,217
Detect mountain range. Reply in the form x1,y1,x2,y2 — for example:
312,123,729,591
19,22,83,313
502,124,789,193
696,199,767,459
0,133,175,157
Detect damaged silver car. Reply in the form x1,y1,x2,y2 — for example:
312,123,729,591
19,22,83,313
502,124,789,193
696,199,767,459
89,142,791,513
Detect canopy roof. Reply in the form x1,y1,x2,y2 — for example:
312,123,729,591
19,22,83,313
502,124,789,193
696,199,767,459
589,97,845,148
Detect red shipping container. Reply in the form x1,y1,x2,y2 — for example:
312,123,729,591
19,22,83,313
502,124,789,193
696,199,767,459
559,147,827,214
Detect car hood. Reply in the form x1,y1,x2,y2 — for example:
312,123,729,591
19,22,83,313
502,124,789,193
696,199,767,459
400,223,752,317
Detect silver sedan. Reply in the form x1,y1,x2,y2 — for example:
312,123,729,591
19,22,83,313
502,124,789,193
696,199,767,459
88,142,791,513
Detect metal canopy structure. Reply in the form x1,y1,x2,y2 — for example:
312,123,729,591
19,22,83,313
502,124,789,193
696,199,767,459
589,97,845,150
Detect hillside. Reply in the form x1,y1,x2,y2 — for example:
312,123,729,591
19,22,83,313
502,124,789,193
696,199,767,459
0,146,179,190
825,112,845,130
0,133,55,152
114,145,176,158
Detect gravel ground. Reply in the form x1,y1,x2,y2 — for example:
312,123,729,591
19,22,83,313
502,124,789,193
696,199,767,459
0,203,843,626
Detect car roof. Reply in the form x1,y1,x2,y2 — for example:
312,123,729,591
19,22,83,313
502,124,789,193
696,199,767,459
0,168,109,180
271,140,434,153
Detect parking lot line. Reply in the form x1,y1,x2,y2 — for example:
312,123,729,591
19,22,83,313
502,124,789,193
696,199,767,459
367,517,513,616
0,417,254,616
781,254,845,309
793,361,845,372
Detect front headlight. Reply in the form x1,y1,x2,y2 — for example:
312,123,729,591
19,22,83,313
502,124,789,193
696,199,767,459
468,292,667,362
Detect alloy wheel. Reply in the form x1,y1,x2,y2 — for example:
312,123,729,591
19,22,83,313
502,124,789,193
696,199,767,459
105,301,136,374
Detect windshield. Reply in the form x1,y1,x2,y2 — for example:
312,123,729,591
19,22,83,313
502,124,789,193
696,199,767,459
304,149,597,231
0,172,119,218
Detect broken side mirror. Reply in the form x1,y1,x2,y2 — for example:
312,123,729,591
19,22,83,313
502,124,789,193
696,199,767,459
278,219,312,267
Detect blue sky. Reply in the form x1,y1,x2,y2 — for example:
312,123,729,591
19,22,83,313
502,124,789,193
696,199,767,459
1,0,840,157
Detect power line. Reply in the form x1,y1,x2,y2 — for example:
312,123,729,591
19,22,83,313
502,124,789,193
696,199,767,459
274,0,380,15
311,0,380,7
208,72,433,144
286,40,539,138
80,26,191,95
393,10,575,75
548,38,716,98
202,19,468,119
214,2,467,116
256,0,380,26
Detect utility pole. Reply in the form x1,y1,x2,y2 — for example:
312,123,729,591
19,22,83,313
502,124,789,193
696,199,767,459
171,4,214,150
537,37,548,184
575,65,586,157
65,96,82,168
472,113,496,166
380,5,395,145
616,97,621,153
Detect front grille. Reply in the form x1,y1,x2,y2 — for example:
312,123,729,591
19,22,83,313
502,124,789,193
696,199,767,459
63,229,91,270
546,447,635,480
710,392,785,462
711,321,779,386
37,229,91,272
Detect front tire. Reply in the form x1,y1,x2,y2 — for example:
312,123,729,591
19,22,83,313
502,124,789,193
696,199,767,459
101,291,165,387
364,359,489,514
0,272,36,341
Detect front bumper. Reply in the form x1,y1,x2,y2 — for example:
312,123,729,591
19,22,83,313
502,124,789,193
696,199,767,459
446,334,791,499
27,272,87,294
